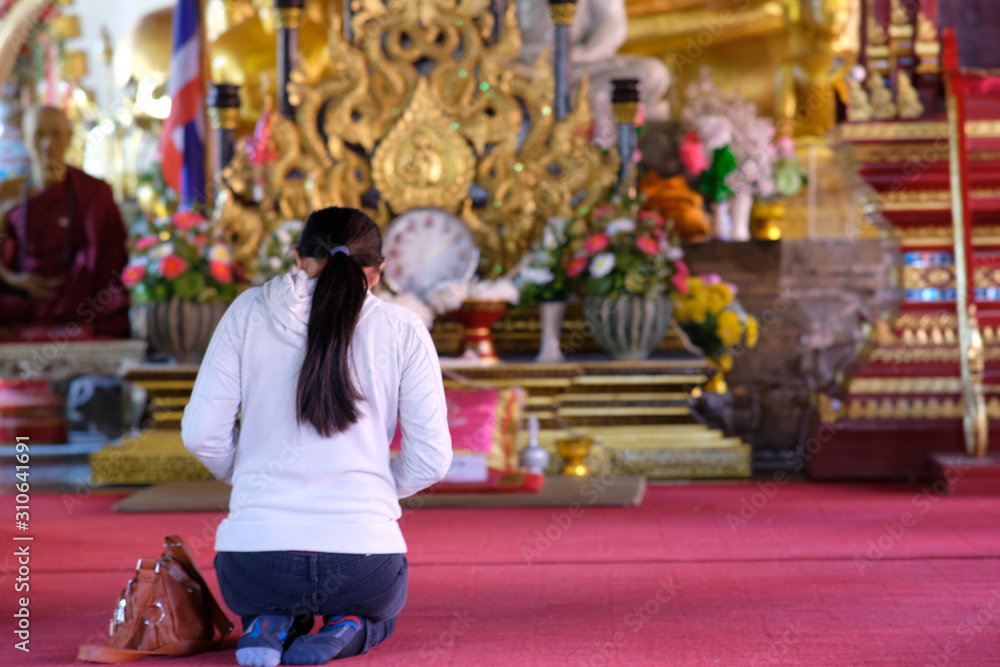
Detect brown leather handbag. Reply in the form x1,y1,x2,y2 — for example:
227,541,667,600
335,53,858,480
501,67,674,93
77,535,233,663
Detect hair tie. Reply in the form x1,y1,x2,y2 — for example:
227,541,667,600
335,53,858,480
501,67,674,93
330,245,351,257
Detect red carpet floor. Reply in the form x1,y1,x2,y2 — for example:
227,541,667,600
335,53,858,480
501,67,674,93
2,482,999,666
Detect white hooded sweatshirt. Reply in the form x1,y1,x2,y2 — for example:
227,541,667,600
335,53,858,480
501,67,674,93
181,270,452,554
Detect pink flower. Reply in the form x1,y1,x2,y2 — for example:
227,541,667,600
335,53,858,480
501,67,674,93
135,236,159,251
640,210,665,227
675,260,690,279
160,255,188,279
635,103,647,127
700,272,722,286
210,261,233,284
122,263,146,286
672,273,690,295
193,233,207,249
680,131,709,177
593,204,614,220
776,136,796,159
584,233,610,254
632,148,644,164
172,211,205,231
636,236,659,255
567,255,589,278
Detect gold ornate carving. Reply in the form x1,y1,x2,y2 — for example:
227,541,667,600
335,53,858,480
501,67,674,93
846,78,873,122
371,80,476,214
216,2,617,273
888,0,914,40
897,72,924,119
915,10,940,73
833,120,1000,142
549,3,578,26
869,71,897,120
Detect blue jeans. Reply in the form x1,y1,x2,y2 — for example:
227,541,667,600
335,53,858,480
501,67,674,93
214,551,408,658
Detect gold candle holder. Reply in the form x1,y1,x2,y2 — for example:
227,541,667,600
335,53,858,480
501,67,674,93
556,435,592,476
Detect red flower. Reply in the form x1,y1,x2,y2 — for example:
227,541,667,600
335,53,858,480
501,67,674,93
210,261,233,284
584,233,610,254
172,211,205,231
672,260,691,295
636,236,660,255
640,210,665,227
122,264,146,287
567,256,589,278
135,236,159,251
160,255,188,279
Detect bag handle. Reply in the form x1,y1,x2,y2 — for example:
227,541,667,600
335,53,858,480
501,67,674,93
162,535,234,641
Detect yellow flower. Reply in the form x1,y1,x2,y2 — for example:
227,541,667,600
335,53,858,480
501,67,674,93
745,315,759,348
706,283,733,313
717,354,734,372
716,310,743,347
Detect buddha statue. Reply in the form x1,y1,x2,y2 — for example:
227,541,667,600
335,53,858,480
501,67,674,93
516,0,670,148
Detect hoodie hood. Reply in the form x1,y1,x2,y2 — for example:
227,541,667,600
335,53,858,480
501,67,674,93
262,269,380,346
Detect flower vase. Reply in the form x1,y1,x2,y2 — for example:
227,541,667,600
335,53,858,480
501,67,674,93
535,301,567,364
712,200,733,241
447,300,509,364
730,191,754,241
585,294,673,361
145,298,229,364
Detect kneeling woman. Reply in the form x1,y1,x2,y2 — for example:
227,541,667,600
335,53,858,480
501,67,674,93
182,207,453,666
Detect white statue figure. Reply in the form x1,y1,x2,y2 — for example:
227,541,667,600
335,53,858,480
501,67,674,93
516,0,671,148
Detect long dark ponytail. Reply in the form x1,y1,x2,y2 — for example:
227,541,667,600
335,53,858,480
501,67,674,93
295,207,384,437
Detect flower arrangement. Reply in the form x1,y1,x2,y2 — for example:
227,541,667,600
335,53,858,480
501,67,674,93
672,273,758,371
513,217,585,306
122,211,242,304
681,68,777,202
570,197,688,299
254,219,304,284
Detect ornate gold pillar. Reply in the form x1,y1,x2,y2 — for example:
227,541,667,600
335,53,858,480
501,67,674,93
274,0,304,119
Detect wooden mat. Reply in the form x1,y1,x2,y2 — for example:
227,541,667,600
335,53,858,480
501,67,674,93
113,475,647,512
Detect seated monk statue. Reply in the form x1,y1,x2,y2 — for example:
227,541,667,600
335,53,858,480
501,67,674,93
516,0,670,148
0,106,130,339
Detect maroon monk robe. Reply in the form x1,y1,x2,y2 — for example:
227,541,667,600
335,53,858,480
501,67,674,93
0,167,130,339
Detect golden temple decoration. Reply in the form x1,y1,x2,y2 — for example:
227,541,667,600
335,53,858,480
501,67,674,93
914,10,940,73
868,70,897,120
888,0,913,40
216,1,617,273
897,72,923,119
548,2,578,26
846,78,873,122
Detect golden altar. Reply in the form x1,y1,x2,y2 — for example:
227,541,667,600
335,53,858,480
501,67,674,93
88,351,751,485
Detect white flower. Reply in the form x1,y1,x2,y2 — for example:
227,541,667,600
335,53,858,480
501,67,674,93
663,246,683,261
428,280,470,314
520,267,555,285
697,115,733,151
269,256,282,270
542,217,567,249
150,242,174,260
606,218,636,236
209,244,232,263
472,278,520,304
590,252,616,278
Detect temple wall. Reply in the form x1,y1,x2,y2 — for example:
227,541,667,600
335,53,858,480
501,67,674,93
684,239,900,460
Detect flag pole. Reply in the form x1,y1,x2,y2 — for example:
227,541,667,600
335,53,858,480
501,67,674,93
200,0,213,210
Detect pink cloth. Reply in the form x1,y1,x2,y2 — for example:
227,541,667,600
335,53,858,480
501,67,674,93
391,388,500,455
